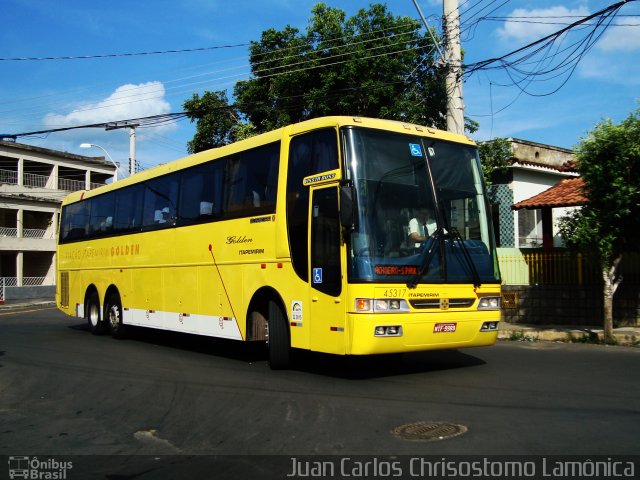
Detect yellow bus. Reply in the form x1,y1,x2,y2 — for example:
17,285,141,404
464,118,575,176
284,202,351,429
56,116,501,369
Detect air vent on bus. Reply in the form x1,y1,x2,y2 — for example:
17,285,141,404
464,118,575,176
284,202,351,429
60,271,69,308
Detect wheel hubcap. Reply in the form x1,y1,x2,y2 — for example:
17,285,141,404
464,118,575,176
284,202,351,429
89,305,99,327
109,305,120,329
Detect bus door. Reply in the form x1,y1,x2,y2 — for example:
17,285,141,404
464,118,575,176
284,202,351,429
308,185,346,354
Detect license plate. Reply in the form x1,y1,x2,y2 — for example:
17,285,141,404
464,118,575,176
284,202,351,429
433,322,457,333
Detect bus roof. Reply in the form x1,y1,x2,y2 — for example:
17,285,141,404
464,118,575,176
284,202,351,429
61,116,475,206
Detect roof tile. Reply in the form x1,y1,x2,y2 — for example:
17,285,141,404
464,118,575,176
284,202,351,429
512,177,588,210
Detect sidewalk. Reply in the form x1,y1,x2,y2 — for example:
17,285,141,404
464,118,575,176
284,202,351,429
499,321,640,346
0,298,56,310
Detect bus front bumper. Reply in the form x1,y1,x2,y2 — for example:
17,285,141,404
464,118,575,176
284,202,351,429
346,312,499,355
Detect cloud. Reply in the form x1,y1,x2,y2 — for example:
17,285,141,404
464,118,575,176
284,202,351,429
43,81,171,127
497,6,590,43
34,82,179,174
578,52,640,85
596,18,640,52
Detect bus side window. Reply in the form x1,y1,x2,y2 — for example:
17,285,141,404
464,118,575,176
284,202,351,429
88,192,115,237
179,160,224,223
225,142,280,218
142,174,179,228
114,184,143,233
60,200,90,243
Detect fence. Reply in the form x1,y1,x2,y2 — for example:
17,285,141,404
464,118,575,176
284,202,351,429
1,168,104,192
0,276,51,303
497,250,640,286
0,227,51,239
498,250,640,326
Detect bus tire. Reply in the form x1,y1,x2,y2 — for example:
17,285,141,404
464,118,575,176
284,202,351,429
267,300,290,370
106,292,126,339
86,290,105,335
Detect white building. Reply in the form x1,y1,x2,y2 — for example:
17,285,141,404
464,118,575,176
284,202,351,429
488,138,578,249
0,140,116,302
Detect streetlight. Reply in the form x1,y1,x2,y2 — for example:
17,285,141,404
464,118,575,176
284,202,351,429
79,143,119,182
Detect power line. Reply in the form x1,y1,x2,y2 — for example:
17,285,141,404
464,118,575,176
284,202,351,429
5,34,436,132
0,43,251,62
10,113,188,138
462,0,637,123
0,22,425,123
463,1,630,75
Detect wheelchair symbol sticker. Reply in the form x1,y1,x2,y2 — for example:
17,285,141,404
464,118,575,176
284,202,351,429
409,143,423,157
313,268,323,284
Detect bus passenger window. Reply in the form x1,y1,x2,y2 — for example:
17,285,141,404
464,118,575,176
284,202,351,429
60,200,90,243
225,142,280,218
142,174,179,228
88,192,115,236
179,161,224,223
114,184,143,232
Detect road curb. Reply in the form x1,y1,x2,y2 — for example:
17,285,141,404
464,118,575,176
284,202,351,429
499,323,640,346
0,300,56,311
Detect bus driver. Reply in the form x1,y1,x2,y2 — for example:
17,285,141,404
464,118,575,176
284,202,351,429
408,205,437,250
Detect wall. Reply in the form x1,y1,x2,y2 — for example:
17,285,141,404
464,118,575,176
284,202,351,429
3,285,55,302
502,283,640,327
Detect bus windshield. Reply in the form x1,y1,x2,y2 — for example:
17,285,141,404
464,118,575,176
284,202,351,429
342,126,500,285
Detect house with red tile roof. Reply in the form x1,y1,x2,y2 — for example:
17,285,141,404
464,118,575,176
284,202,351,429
512,177,588,250
486,138,580,249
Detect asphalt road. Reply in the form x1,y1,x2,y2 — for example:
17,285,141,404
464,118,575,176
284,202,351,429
1,306,639,478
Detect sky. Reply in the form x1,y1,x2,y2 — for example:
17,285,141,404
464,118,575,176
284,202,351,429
1,0,639,178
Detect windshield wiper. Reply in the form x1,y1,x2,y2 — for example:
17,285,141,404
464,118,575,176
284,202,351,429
448,227,482,288
407,228,442,288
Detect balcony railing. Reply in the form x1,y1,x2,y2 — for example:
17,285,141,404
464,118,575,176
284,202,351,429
0,168,104,192
0,227,18,237
0,276,49,287
0,169,17,184
0,227,52,239
24,172,48,188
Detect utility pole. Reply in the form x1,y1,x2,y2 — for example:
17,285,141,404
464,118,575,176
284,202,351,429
129,126,136,175
105,121,138,175
443,0,465,135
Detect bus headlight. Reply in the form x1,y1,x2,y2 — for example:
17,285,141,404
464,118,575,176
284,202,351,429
356,298,409,313
477,296,501,310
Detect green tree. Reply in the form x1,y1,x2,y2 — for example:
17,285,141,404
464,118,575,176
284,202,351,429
558,108,640,342
183,91,238,153
477,137,511,186
234,3,450,133
184,3,482,151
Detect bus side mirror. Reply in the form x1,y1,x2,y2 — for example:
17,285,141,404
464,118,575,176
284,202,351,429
339,183,357,231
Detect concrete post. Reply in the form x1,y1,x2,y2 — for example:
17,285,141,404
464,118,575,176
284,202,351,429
443,0,465,135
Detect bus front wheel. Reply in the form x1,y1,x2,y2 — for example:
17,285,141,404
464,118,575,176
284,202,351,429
106,292,126,339
86,290,105,335
267,300,290,370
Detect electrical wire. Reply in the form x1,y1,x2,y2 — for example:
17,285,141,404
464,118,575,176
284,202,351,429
463,1,629,86
0,43,251,62
0,22,424,124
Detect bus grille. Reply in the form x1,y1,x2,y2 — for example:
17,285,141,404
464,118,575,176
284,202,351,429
409,298,475,309
60,271,69,308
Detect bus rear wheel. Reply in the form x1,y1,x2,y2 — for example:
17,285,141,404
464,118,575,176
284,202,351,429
267,300,290,370
86,290,105,335
106,292,126,339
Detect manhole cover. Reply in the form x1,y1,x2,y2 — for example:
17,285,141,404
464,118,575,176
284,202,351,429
391,421,468,442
